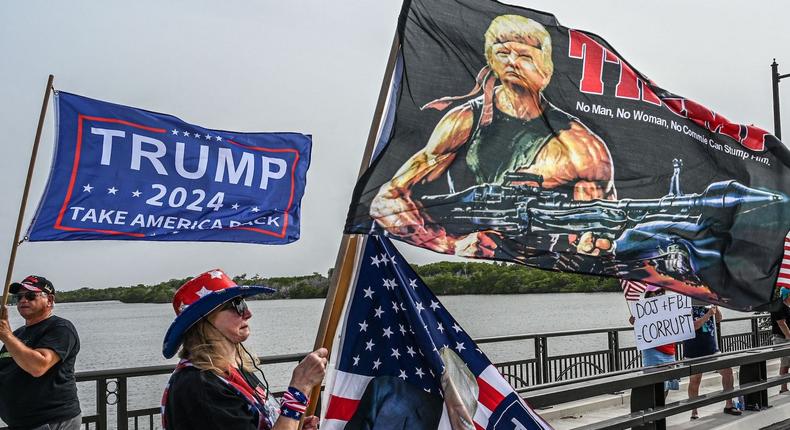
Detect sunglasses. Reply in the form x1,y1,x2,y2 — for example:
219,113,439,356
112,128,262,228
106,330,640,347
15,291,44,302
220,297,248,316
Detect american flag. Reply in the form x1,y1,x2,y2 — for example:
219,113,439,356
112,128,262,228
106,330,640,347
777,234,790,290
620,279,661,302
322,235,551,430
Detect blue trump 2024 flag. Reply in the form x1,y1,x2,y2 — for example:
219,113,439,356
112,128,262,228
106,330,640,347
323,236,551,430
27,92,311,244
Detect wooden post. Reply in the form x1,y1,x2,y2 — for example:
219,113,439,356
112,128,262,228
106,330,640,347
1,74,54,307
303,33,400,421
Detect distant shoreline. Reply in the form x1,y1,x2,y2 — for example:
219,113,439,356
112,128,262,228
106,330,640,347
49,261,619,304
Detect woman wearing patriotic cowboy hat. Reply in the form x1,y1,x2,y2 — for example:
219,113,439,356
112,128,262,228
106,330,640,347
161,269,328,430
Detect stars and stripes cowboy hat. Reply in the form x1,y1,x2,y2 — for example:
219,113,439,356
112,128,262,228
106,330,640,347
162,269,275,358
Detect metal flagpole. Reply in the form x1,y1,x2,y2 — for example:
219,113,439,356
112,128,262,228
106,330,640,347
1,74,55,308
303,33,400,421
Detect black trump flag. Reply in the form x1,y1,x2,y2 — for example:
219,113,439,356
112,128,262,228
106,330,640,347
346,0,790,311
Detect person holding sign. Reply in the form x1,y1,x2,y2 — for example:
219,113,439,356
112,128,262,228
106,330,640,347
628,289,681,397
683,305,740,419
770,287,790,393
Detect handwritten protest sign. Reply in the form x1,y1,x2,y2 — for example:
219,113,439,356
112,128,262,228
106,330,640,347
630,293,694,351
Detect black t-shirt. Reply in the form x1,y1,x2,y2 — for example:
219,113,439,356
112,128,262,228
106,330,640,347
0,315,81,428
164,366,275,430
771,306,790,336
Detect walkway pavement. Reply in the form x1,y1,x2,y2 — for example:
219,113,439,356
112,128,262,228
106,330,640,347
539,360,790,429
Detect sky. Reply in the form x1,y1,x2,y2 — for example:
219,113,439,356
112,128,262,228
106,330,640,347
1,1,789,291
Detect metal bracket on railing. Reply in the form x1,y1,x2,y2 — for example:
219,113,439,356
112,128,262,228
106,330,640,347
105,380,119,406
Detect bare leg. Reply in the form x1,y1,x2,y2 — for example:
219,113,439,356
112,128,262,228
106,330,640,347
689,373,702,418
719,367,734,408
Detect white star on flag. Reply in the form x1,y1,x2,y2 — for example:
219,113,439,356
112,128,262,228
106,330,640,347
251,207,260,212
231,203,240,210
107,187,118,195
132,190,141,197
171,129,179,135
195,286,212,298
83,184,93,193
358,321,368,332
209,270,224,279
205,134,212,140
214,136,222,141
324,235,552,430
182,131,190,137
194,133,202,139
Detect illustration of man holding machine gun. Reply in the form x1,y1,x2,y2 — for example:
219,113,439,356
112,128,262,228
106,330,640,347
372,14,617,258
370,14,783,296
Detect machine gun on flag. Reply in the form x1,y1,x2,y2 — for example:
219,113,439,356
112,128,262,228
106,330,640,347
420,159,783,241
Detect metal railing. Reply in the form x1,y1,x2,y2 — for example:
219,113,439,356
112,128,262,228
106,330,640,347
521,342,790,429
0,314,772,430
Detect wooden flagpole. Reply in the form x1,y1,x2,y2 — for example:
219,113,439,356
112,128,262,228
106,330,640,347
1,74,55,308
303,34,400,420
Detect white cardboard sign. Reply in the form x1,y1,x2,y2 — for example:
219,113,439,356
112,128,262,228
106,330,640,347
629,293,694,351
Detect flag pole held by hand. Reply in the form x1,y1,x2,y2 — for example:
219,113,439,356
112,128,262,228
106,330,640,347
1,74,54,308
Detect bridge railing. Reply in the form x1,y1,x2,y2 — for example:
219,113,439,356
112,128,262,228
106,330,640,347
0,314,772,430
522,342,790,429
476,314,771,390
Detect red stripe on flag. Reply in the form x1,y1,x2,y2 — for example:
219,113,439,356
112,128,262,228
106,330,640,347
474,422,486,430
477,376,506,413
324,395,360,421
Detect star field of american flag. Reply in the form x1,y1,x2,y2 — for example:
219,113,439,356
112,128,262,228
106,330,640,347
323,235,551,430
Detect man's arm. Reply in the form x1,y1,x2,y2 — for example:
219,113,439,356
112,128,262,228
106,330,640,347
525,122,616,255
370,105,474,253
0,306,61,377
779,319,790,339
693,308,715,331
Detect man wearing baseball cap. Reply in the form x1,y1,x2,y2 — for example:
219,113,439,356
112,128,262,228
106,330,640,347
0,275,81,429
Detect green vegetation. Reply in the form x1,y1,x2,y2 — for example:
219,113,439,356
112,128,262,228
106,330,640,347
54,261,619,304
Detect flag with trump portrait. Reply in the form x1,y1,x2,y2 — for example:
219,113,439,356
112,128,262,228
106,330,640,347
26,91,311,244
344,0,790,311
322,235,551,430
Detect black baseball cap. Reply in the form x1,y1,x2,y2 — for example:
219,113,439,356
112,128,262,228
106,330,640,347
10,275,55,295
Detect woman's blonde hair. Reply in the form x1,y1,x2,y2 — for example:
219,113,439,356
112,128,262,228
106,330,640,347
179,315,258,375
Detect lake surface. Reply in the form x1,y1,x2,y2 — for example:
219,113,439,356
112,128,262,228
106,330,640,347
2,293,754,417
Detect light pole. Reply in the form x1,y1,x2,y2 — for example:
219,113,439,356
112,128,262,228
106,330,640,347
772,59,790,140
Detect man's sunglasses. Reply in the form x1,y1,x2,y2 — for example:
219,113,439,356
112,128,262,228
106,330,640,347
220,297,248,316
14,291,45,302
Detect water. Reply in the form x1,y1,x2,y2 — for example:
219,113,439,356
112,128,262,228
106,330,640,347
2,293,753,417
